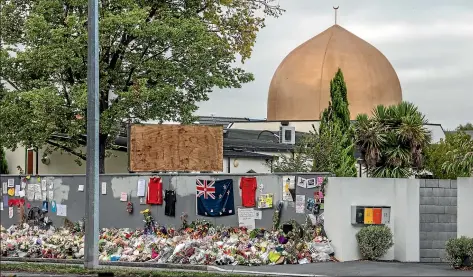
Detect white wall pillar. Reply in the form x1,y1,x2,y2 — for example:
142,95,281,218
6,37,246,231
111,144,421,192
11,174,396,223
457,178,473,238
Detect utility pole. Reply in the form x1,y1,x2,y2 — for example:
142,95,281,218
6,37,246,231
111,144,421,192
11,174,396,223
84,0,100,269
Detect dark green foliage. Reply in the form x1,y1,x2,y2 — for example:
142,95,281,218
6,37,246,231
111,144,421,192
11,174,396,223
425,131,473,178
354,102,432,178
0,0,283,173
445,236,473,269
356,225,394,260
320,68,351,135
456,123,473,131
0,147,9,174
318,68,356,177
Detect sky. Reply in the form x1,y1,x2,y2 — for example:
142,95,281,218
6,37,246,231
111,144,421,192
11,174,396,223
197,0,473,130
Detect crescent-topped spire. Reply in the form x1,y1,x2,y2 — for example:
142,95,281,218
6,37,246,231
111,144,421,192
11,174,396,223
333,6,339,25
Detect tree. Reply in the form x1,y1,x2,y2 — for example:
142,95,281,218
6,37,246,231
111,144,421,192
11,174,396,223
320,68,351,135
270,146,310,173
318,68,356,177
0,0,283,173
425,131,473,178
456,123,473,131
354,102,432,178
441,132,473,177
270,69,356,176
0,147,9,174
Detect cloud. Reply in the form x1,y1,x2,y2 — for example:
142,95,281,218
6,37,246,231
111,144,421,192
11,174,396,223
197,0,473,129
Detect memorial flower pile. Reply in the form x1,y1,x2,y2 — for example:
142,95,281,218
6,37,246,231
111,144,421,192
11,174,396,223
1,214,335,266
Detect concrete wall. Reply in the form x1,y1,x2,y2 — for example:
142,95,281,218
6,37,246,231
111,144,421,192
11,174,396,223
457,178,473,238
419,179,457,263
0,173,330,230
324,177,420,262
3,174,470,263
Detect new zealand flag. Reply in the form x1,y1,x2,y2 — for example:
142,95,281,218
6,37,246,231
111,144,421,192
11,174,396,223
196,179,235,217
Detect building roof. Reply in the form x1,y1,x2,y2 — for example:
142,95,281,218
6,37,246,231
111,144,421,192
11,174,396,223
195,116,253,127
223,150,274,159
267,24,402,121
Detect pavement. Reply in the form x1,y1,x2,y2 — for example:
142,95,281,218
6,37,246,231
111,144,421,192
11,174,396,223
1,260,473,276
217,261,473,276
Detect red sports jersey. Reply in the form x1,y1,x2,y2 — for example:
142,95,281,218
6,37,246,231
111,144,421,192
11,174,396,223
240,177,257,207
147,177,163,205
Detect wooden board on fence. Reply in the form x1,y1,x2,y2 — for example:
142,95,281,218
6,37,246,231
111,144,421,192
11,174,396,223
129,124,223,172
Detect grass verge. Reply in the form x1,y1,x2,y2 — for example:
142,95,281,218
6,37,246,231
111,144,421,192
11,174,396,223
0,263,247,277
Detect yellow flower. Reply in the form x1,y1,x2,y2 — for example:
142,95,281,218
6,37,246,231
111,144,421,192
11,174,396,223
140,209,149,214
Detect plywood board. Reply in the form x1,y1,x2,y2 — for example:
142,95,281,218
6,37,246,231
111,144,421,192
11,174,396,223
129,124,223,172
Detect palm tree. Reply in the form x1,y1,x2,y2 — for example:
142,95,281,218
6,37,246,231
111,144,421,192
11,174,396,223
354,102,432,178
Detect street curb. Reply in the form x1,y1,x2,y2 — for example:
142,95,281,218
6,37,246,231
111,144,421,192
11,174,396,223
0,257,207,271
0,259,326,276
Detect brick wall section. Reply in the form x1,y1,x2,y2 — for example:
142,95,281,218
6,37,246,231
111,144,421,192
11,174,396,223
419,179,457,263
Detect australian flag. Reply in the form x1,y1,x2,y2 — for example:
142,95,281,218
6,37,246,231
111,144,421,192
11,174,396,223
196,179,235,217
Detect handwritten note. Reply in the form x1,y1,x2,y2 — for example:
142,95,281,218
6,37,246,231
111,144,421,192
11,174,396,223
137,179,146,197
238,208,256,230
56,204,67,216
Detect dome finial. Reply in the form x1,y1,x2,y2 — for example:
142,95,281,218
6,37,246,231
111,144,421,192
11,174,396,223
333,6,339,25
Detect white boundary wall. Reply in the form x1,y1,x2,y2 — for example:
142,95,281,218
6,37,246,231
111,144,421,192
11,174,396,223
457,177,473,238
325,177,420,262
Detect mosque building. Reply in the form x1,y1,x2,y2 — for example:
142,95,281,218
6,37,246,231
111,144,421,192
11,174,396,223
267,23,402,121
3,17,446,175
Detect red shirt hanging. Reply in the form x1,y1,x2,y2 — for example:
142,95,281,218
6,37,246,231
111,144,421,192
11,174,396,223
240,177,257,207
147,177,163,205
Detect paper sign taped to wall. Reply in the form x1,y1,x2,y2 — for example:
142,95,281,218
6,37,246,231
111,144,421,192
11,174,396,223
78,185,84,192
41,180,47,191
137,179,146,197
257,194,273,209
101,182,107,195
120,192,127,202
297,177,307,188
254,210,262,220
282,176,295,201
306,178,316,189
238,208,256,230
7,179,14,188
296,195,305,214
2,182,7,194
56,204,67,216
9,207,14,218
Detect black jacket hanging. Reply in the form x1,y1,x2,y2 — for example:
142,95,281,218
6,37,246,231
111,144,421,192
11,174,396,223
164,190,176,217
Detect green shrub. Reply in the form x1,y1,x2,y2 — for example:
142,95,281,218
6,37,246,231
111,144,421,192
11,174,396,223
445,236,473,268
0,148,8,174
356,225,394,260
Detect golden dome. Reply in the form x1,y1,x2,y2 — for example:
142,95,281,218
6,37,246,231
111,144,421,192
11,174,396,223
267,24,402,121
